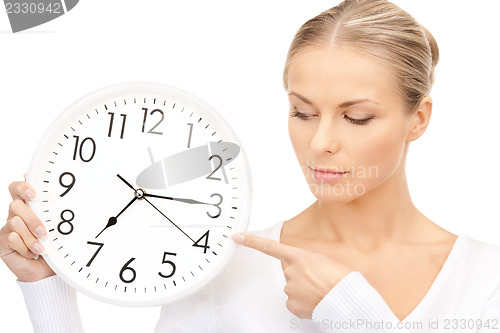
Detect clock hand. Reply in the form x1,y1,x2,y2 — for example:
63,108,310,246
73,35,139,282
95,196,138,238
142,193,212,205
142,197,195,243
117,174,136,191
95,174,140,239
115,174,196,243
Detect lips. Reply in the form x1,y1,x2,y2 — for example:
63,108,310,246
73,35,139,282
309,167,348,183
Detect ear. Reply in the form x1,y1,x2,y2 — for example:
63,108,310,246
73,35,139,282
406,96,432,142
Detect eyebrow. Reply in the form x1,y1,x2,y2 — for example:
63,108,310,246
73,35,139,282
288,92,379,108
338,99,379,108
288,92,314,105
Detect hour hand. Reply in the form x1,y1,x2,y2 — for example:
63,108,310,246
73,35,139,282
96,196,138,238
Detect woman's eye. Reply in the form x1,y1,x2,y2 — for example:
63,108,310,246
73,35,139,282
344,115,374,126
290,111,315,119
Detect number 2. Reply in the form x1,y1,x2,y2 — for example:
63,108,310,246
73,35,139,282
206,155,222,181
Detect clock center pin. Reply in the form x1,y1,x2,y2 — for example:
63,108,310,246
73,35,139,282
135,188,146,200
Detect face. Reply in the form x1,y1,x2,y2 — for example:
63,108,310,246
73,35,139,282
287,46,416,203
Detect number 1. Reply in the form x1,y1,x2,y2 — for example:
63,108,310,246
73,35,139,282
186,123,194,148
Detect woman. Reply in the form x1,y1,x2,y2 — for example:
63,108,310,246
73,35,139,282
2,0,500,332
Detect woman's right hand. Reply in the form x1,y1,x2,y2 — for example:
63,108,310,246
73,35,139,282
0,180,55,282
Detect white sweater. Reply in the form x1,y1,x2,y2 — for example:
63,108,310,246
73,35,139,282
18,221,500,332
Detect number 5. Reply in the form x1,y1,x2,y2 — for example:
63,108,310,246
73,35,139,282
158,252,177,278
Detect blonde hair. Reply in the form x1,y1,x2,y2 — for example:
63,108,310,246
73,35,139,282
283,0,439,112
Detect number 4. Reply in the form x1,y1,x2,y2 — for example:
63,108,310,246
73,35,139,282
193,230,210,253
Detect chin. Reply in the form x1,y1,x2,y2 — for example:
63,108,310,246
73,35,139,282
306,181,366,204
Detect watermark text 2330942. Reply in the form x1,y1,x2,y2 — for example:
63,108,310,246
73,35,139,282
3,0,79,33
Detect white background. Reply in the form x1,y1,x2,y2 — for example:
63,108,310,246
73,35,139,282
1,1,499,332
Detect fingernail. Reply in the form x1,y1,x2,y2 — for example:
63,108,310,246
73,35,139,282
28,251,39,260
35,226,47,238
32,242,44,255
232,233,245,243
24,189,36,201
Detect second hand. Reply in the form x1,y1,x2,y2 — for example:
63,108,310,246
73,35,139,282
142,197,195,243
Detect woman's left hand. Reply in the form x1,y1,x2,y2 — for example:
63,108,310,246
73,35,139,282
232,232,352,319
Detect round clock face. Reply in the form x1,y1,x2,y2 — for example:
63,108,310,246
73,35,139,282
26,82,252,306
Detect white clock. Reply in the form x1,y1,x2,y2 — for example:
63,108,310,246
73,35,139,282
26,82,252,306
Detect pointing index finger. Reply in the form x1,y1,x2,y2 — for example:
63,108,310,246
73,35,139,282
232,233,299,263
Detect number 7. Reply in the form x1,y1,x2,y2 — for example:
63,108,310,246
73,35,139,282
86,241,104,267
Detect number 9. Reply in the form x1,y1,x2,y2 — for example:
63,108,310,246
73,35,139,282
59,172,76,197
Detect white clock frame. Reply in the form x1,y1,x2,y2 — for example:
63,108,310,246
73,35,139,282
26,82,252,306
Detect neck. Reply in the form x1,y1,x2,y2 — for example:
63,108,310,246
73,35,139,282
309,159,423,250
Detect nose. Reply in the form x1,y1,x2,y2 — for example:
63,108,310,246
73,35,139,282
310,118,340,154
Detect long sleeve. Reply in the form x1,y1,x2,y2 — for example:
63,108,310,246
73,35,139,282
155,283,213,333
312,271,411,333
17,275,85,333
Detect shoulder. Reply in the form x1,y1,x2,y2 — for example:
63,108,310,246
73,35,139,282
452,235,500,293
459,235,500,263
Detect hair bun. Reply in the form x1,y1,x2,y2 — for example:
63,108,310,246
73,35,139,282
421,24,440,78
420,25,439,84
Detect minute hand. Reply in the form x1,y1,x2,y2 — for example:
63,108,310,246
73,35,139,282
142,193,211,205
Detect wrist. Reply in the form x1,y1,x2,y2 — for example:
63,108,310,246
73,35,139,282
17,270,56,283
